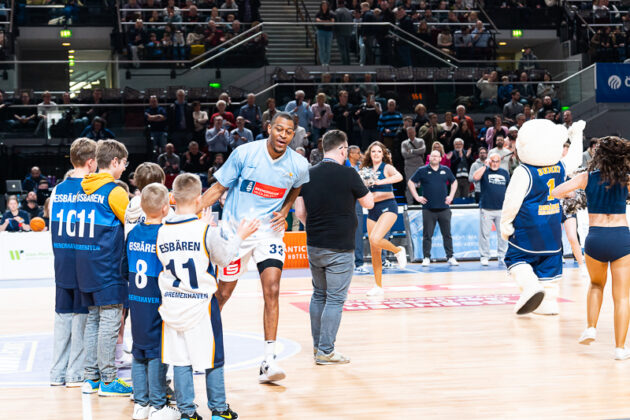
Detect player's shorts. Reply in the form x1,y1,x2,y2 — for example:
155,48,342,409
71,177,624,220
80,283,128,308
217,236,285,282
55,286,88,314
161,296,224,371
504,246,562,281
585,226,630,263
367,198,398,222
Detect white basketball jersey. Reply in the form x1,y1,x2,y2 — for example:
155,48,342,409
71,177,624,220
156,217,217,331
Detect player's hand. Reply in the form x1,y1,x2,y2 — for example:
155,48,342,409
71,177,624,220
418,196,428,205
270,210,288,232
200,208,218,227
236,218,260,240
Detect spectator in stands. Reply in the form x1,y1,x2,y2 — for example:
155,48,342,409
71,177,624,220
612,26,626,61
207,152,224,180
289,114,310,150
220,0,238,19
416,20,432,46
316,1,335,65
536,95,559,121
206,115,231,157
562,110,573,129
145,32,164,59
471,20,491,60
378,99,403,149
418,112,444,150
172,29,186,63
203,20,224,49
497,75,514,107
484,115,508,150
238,93,262,136
192,101,209,143
408,149,458,266
426,141,450,167
186,25,205,53
8,91,37,131
395,7,415,66
285,90,313,131
453,105,475,138
0,195,31,232
401,126,426,204
518,46,539,71
477,71,498,106
158,142,181,175
516,72,536,104
359,2,377,65
310,137,324,165
22,166,43,192
168,89,193,151
317,73,336,102
0,91,8,130
447,138,473,198
472,151,509,266
436,28,454,56
503,89,524,124
262,97,277,128
334,0,353,65
488,134,511,172
20,191,40,220
356,92,381,150
515,112,526,129
36,179,50,206
440,112,458,150
80,117,115,140
536,72,557,100
468,147,488,203
211,99,236,129
454,26,473,59
582,137,598,168
34,91,57,138
182,141,207,185
332,90,355,140
123,0,142,22
230,116,253,149
311,92,334,145
413,104,429,131
145,95,168,153
295,147,306,157
184,5,203,23
225,19,242,41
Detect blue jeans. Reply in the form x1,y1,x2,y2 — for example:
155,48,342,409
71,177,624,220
132,357,168,408
173,365,227,416
317,29,333,65
355,202,364,267
308,246,354,354
311,126,328,145
50,312,87,383
336,34,352,65
83,304,122,383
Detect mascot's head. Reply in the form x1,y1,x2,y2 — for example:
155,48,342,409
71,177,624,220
516,119,568,167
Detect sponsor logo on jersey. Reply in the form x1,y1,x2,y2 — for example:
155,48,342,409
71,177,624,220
240,180,286,199
223,259,241,276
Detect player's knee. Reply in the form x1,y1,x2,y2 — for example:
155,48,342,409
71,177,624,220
263,281,280,300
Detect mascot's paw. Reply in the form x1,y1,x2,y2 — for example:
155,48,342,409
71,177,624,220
501,222,514,241
533,280,559,315
567,120,586,141
511,264,545,315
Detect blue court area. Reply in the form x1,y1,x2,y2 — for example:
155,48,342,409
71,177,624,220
0,331,300,388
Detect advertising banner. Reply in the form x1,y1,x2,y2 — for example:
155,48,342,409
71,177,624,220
282,231,309,269
595,63,630,103
0,232,54,280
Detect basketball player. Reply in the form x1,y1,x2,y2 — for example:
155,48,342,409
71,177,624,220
552,136,630,359
49,138,96,387
157,173,259,420
124,183,179,420
198,111,310,383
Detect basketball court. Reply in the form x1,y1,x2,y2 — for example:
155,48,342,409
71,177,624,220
1,261,628,419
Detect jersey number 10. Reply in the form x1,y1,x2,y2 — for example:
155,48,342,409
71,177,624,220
55,209,96,238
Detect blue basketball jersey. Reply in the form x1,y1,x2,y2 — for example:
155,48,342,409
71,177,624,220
75,181,126,292
369,162,394,193
50,177,83,289
509,162,566,254
126,223,163,355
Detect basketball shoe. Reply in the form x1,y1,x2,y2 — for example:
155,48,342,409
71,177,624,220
212,404,238,419
258,356,286,383
422,258,430,267
98,378,133,397
181,412,202,420
82,379,100,394
448,257,459,266
480,257,489,266
354,265,370,274
394,247,407,269
315,351,350,365
382,259,394,269
149,405,181,420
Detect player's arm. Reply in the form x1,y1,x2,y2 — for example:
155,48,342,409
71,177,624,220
500,165,530,241
294,196,306,225
562,120,586,174
271,186,301,232
198,181,227,213
109,186,130,223
205,219,260,266
552,171,587,199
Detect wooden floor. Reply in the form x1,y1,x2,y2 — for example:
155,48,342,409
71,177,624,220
1,262,629,420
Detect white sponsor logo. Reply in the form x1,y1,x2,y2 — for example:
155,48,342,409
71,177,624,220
608,75,622,90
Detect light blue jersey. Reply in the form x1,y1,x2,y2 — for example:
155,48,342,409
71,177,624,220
215,139,310,239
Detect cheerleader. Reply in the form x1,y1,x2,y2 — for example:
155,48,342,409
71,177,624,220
552,136,630,359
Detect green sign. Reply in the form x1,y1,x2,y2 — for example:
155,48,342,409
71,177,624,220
512,29,523,38
208,82,221,88
60,29,72,38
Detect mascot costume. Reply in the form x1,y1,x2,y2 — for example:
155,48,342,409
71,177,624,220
500,118,585,315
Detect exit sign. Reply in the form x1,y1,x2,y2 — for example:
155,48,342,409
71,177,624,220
60,29,72,38
512,29,523,38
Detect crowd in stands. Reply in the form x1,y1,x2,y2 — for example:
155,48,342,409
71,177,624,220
122,0,265,64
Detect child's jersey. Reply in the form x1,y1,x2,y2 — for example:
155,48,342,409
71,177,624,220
509,162,566,254
214,140,309,240
156,215,241,331
126,223,163,357
124,195,175,238
49,177,83,290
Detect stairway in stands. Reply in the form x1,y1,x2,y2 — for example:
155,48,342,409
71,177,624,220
261,0,342,66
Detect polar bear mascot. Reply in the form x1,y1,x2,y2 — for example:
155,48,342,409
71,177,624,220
501,118,586,315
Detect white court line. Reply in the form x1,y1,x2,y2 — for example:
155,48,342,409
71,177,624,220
82,390,93,420
25,341,37,372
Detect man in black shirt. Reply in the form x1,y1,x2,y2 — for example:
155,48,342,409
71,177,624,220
295,130,374,365
332,90,355,143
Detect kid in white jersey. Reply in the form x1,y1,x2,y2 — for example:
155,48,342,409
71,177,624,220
156,173,259,420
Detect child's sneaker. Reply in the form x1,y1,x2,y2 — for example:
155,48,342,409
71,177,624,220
149,405,181,420
181,412,202,420
65,381,83,388
82,379,100,394
98,378,133,397
212,404,238,419
133,403,151,420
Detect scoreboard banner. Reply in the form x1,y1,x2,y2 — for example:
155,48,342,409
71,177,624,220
0,231,54,280
595,63,630,103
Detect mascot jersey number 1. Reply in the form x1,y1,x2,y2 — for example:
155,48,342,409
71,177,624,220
500,119,586,316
